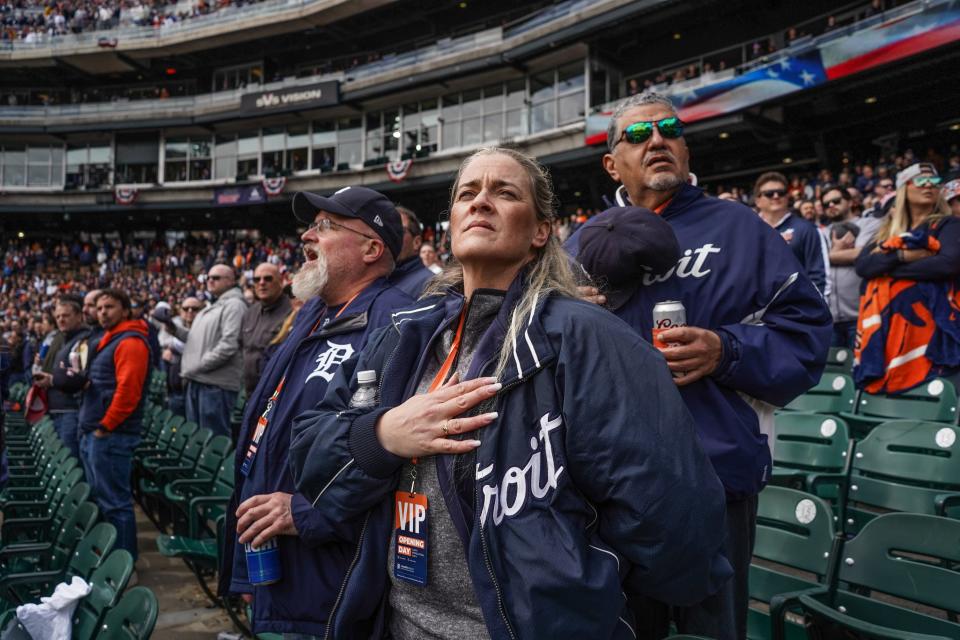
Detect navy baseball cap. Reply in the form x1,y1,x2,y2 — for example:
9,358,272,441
577,206,680,310
292,186,403,260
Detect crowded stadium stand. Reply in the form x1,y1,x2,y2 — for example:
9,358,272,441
2,0,960,638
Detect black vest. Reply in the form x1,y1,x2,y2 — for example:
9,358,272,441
78,330,149,435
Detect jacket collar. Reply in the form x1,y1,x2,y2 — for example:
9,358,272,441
295,276,396,339
325,277,390,324
97,318,148,349
211,287,243,305
389,270,556,384
615,182,705,220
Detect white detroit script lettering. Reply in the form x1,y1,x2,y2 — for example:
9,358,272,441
305,340,355,383
641,243,721,286
478,412,564,528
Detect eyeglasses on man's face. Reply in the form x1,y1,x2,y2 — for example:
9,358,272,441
823,197,844,208
306,217,377,241
252,275,274,284
182,306,201,312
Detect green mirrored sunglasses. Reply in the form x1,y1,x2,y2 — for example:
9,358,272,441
617,117,685,146
911,175,942,188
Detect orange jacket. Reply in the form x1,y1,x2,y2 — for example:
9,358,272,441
98,319,150,431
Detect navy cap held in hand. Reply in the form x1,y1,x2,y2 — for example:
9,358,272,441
578,206,680,310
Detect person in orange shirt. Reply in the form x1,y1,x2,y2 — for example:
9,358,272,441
78,289,151,563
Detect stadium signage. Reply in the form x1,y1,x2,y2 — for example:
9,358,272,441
213,184,267,206
241,80,339,115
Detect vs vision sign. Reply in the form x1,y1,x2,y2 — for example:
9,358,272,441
240,80,339,115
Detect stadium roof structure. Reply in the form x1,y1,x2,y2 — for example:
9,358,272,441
0,0,957,232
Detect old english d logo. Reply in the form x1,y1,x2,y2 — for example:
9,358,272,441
305,340,355,383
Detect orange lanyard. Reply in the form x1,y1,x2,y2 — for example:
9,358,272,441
427,307,467,393
333,291,361,320
411,307,467,467
653,197,673,215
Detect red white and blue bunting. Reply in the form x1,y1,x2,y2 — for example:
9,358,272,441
386,158,413,184
114,186,138,205
262,176,287,196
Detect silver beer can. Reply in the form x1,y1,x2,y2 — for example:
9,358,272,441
652,300,687,351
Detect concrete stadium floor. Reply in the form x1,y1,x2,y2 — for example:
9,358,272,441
134,504,236,639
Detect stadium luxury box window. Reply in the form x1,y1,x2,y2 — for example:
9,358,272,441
65,143,110,190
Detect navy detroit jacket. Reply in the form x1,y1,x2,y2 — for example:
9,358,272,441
566,184,832,499
289,273,732,640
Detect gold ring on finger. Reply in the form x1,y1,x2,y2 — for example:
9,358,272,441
441,421,450,437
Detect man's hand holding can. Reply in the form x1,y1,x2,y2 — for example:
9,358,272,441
655,326,723,386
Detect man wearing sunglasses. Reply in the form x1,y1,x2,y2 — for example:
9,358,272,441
240,262,291,396
219,186,413,639
158,296,202,418
174,263,247,439
568,92,831,640
753,171,826,295
819,187,861,348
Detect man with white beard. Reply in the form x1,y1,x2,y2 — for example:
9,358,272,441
217,186,413,639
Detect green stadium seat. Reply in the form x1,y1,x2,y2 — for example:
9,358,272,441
782,373,855,415
1,454,81,512
159,436,233,532
0,522,116,610
71,550,135,640
0,501,99,578
95,586,159,640
1,465,83,520
776,513,960,640
749,486,835,640
839,377,958,439
770,413,850,499
2,482,90,547
813,420,960,536
823,346,853,374
133,419,196,507
133,415,185,463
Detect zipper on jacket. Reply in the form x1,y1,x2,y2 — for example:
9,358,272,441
323,510,371,640
472,356,517,640
376,335,404,404
475,482,517,640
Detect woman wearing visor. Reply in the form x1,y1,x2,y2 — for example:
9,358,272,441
289,147,730,639
855,162,960,393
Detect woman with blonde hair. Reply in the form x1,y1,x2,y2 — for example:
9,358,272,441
854,162,960,393
289,147,729,639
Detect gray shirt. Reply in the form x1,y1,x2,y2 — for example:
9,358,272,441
240,295,292,394
388,291,503,640
822,219,863,322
